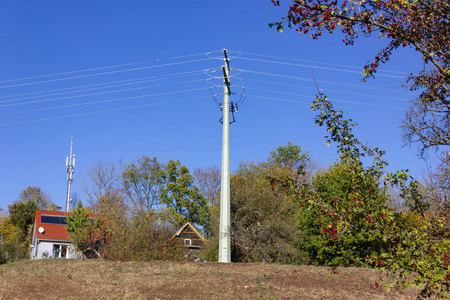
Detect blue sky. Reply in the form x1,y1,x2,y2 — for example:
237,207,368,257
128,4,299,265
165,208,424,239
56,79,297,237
0,0,426,212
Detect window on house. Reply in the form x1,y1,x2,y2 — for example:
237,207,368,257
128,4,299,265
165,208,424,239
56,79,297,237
184,239,192,247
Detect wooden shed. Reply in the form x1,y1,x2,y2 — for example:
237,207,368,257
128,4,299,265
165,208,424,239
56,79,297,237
172,222,208,249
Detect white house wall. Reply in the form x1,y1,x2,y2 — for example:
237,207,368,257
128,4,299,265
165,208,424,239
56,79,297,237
31,240,78,259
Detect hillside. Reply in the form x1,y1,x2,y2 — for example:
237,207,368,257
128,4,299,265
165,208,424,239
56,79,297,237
0,259,419,299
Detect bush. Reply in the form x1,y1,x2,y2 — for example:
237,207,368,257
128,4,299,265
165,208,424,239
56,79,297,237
104,210,186,262
0,242,17,265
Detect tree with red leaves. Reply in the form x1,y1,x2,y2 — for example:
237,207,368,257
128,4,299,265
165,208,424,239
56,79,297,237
269,0,450,155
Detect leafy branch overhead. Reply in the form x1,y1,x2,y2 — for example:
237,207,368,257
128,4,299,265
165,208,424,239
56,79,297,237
270,0,450,153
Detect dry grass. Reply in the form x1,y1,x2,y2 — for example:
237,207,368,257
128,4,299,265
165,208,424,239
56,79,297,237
0,259,420,299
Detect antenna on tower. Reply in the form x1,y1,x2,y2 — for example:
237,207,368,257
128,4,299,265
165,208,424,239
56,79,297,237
65,136,75,212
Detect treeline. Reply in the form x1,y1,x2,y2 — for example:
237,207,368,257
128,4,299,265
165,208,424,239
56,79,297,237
0,187,56,262
1,95,449,297
0,158,212,263
67,158,210,261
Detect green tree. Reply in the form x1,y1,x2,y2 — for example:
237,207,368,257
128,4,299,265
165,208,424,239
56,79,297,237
0,216,21,263
230,161,306,263
269,142,310,171
297,159,391,266
8,200,39,238
67,201,107,259
296,91,450,298
7,199,39,258
18,186,56,211
268,141,317,186
122,156,162,212
159,160,209,227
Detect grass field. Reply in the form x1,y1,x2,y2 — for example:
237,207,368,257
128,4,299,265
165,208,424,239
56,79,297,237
0,259,419,299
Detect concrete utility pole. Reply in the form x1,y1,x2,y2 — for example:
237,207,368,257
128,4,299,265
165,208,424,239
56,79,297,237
65,137,75,212
218,49,231,263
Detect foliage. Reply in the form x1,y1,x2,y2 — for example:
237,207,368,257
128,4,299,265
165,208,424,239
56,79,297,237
269,0,450,155
0,216,21,244
95,189,128,221
104,210,185,262
297,159,391,267
18,186,56,211
269,141,310,173
76,158,196,262
292,91,450,298
269,141,318,189
4,187,54,259
0,242,16,265
8,200,39,238
122,156,163,212
159,160,209,227
229,161,306,264
67,201,107,259
0,216,21,264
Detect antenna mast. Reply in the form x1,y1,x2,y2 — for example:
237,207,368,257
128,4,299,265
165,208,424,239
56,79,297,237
65,137,75,212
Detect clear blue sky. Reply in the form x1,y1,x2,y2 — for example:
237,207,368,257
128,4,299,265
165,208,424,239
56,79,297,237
0,0,426,212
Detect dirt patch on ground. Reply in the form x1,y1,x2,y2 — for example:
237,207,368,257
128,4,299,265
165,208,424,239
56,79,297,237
0,260,419,299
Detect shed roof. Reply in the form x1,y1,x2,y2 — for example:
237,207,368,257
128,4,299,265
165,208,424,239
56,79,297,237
172,222,208,244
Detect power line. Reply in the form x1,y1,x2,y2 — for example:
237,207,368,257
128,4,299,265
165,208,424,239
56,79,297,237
239,69,408,94
0,69,206,102
0,95,212,127
245,78,410,102
248,95,404,115
234,50,409,75
0,102,168,126
0,57,213,89
236,56,405,79
0,87,212,116
0,52,209,84
0,79,207,108
247,92,404,110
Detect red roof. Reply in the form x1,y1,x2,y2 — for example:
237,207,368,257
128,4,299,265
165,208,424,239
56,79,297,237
34,210,99,242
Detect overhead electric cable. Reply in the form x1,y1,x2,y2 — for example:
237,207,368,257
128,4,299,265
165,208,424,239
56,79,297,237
0,58,213,89
248,91,404,110
234,50,409,75
237,57,405,79
240,69,408,94
248,95,403,115
0,102,168,126
0,52,209,84
0,95,212,127
245,79,410,102
0,87,211,116
0,79,207,108
0,69,206,101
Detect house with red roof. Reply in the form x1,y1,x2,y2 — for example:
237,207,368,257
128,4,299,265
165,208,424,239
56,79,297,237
29,210,98,259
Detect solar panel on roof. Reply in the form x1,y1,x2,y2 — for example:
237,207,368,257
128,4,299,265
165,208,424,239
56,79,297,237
41,215,68,225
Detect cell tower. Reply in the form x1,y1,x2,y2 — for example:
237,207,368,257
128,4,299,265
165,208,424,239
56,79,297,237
65,137,75,212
